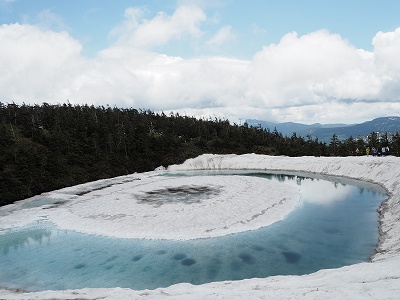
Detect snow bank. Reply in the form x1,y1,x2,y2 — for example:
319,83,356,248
1,154,400,299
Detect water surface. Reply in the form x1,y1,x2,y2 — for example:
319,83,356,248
0,172,386,291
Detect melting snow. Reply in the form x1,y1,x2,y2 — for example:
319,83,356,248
1,154,400,299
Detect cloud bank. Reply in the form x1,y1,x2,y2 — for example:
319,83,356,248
1,5,400,124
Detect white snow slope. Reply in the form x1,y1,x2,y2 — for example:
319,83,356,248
1,154,400,299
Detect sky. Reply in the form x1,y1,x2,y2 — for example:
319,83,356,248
1,0,400,124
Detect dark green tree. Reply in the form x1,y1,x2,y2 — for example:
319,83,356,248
329,134,340,156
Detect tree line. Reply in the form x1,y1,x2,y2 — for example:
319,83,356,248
328,132,400,156
0,102,399,206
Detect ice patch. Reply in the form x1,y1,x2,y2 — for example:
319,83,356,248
40,175,301,239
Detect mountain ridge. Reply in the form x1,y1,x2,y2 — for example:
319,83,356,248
246,116,400,142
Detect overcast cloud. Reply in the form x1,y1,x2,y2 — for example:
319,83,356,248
1,5,399,124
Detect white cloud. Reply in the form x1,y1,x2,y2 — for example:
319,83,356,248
247,30,384,107
0,23,85,101
1,6,400,125
372,27,400,99
206,25,235,46
373,27,400,73
85,47,248,110
110,5,206,49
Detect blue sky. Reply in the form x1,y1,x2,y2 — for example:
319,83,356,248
2,0,399,57
1,0,400,124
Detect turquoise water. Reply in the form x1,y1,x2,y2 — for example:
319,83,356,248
0,172,386,291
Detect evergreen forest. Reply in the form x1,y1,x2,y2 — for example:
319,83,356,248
1,102,400,206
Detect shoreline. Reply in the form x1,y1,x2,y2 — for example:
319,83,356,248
1,154,400,299
167,154,400,264
374,193,392,261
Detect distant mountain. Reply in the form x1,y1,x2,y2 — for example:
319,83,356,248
246,116,400,142
245,119,349,138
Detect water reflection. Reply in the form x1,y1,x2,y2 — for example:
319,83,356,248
0,227,51,255
241,172,359,206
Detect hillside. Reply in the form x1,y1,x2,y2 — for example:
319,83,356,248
0,103,326,206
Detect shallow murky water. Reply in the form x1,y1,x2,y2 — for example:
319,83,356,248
0,172,386,291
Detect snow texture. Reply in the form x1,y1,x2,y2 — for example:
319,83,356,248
1,154,400,299
0,175,300,240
